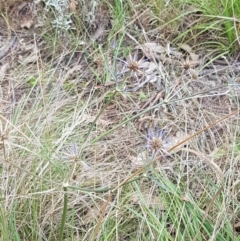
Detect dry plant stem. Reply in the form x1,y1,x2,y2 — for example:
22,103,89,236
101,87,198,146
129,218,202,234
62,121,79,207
92,192,112,241
140,92,158,110
93,108,240,238
68,176,143,193
140,90,165,111
1,132,7,160
148,90,165,107
94,145,97,189
34,33,50,136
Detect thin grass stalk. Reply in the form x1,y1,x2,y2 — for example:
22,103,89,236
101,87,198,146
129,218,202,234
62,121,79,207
59,186,68,241
0,206,10,241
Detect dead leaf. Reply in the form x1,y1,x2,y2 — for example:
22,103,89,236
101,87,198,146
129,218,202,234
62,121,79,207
190,53,199,62
20,18,34,29
64,64,83,81
234,221,240,228
80,113,112,127
144,62,158,75
106,104,116,110
70,0,76,12
0,63,9,81
145,74,159,84
93,24,105,40
142,42,166,54
178,43,193,54
94,84,105,89
19,50,39,64
181,196,191,202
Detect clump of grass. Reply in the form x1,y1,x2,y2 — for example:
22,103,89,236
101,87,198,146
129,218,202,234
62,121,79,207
173,0,240,55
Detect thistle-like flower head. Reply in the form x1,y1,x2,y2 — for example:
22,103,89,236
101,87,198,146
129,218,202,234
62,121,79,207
145,127,171,157
117,53,147,82
63,143,79,162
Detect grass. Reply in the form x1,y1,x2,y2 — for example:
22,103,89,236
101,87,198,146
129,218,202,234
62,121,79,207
0,0,240,240
174,0,240,54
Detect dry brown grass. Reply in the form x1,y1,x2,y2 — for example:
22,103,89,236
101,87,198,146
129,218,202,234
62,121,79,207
0,0,240,240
